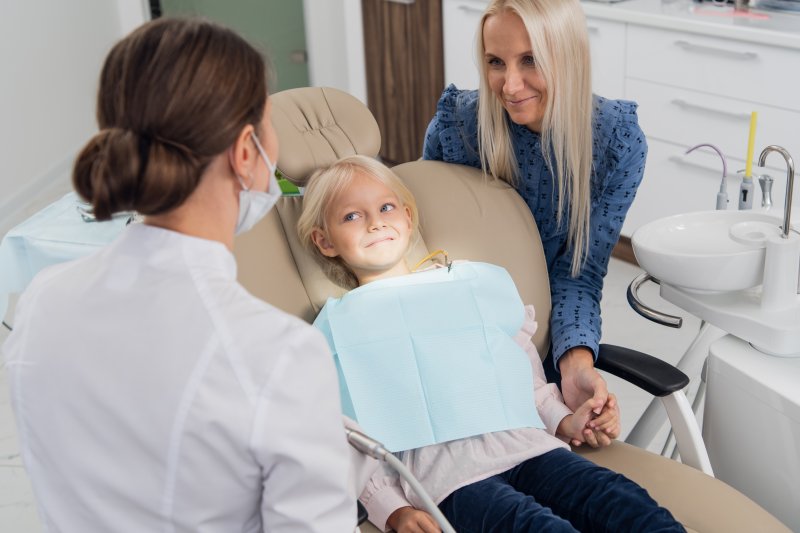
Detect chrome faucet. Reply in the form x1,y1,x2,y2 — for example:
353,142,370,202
758,146,795,238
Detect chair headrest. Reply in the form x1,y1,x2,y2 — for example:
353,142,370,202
271,87,381,186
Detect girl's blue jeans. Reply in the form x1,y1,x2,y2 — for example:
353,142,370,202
438,448,685,532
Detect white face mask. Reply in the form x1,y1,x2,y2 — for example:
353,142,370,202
235,132,281,235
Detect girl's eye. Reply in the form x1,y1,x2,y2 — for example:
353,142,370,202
487,57,503,68
522,55,536,67
343,212,361,222
380,203,395,213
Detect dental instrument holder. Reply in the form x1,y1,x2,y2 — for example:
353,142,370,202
738,172,754,210
655,145,800,356
759,174,774,210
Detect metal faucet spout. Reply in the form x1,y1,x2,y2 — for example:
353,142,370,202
758,146,795,238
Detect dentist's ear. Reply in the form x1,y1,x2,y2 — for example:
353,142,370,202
229,124,258,181
311,228,339,258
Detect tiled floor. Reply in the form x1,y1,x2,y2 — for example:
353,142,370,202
0,257,701,531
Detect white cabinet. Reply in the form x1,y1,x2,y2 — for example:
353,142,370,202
626,25,800,113
623,25,800,236
586,17,626,101
442,0,484,90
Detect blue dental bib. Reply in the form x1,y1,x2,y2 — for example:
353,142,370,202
314,262,544,452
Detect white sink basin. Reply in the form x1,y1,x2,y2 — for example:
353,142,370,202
632,210,784,292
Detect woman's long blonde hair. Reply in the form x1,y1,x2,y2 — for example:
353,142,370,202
478,0,592,276
297,155,419,289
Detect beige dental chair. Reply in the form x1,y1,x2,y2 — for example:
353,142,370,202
234,87,790,533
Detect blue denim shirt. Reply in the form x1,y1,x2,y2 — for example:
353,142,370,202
423,85,647,366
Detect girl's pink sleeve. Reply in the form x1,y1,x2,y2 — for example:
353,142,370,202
515,305,573,435
360,462,412,532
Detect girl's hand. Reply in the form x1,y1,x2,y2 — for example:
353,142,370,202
557,396,597,446
564,393,620,448
387,506,441,533
588,392,620,441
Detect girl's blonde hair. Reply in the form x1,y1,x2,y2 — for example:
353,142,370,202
477,0,592,276
297,155,419,289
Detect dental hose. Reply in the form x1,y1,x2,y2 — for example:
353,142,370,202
346,429,457,533
685,143,728,210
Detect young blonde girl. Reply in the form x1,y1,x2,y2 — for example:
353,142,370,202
298,155,682,533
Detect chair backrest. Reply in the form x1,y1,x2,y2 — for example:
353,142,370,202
234,87,551,355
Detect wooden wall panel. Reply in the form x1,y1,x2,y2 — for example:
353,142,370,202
362,0,444,165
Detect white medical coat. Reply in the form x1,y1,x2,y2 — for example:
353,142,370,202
2,223,355,532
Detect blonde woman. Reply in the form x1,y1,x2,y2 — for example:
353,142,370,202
424,0,646,419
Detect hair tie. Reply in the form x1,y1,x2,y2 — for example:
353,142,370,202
153,134,194,159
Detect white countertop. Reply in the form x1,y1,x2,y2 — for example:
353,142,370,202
581,0,800,49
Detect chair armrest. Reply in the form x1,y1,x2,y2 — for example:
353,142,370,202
596,344,689,397
357,501,369,526
596,344,713,475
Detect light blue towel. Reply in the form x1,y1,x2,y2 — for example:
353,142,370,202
0,193,130,319
314,262,544,452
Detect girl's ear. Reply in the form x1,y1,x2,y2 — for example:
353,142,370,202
404,205,413,230
310,227,339,258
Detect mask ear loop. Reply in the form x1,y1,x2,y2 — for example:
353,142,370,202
412,249,451,272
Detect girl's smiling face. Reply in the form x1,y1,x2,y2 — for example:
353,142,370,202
311,170,413,285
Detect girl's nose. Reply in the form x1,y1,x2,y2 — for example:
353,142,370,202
368,214,386,231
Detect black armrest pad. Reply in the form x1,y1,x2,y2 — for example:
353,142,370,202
357,500,368,525
596,344,689,397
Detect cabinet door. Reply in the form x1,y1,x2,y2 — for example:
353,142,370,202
627,78,800,176
442,0,485,90
586,17,625,100
627,25,800,113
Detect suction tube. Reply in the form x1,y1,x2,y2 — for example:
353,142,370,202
685,143,728,210
346,429,457,533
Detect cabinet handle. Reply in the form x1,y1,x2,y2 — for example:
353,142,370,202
386,0,415,4
458,4,485,14
673,40,758,60
670,99,751,121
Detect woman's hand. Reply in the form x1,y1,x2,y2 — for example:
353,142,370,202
558,347,608,413
387,506,441,533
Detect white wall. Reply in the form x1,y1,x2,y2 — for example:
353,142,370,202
0,1,149,235
1,0,365,235
303,0,367,104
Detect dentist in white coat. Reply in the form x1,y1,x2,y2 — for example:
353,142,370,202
2,18,356,532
